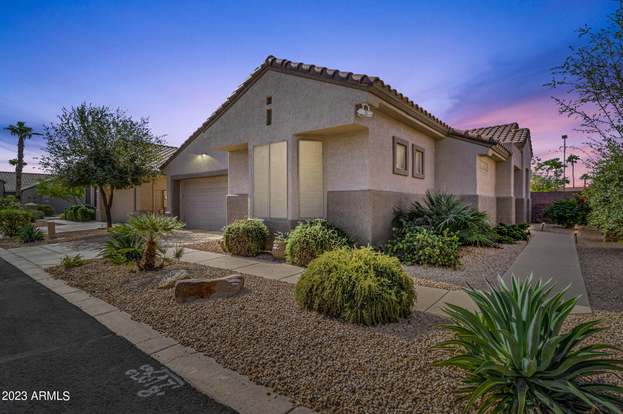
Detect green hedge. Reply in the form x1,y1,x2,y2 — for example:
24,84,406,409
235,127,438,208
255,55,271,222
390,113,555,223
64,204,95,222
222,218,269,257
285,219,351,266
385,226,461,268
0,209,33,237
295,247,415,325
544,197,590,228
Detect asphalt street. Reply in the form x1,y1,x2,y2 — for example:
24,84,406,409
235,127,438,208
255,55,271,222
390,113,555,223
0,258,236,414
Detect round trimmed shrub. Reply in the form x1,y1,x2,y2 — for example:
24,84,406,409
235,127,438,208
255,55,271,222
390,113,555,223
64,204,95,222
222,218,269,256
285,219,351,266
385,226,461,268
0,209,33,237
295,247,415,325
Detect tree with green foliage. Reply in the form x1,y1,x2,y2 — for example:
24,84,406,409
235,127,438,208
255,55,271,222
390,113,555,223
584,143,623,240
40,104,163,227
549,4,623,238
566,154,581,188
530,157,568,192
4,121,41,201
580,173,590,188
36,178,85,204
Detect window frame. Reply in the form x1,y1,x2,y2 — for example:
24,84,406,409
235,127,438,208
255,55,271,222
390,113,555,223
392,136,409,176
412,144,425,179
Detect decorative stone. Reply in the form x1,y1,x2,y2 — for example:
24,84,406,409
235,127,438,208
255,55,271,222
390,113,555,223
174,274,244,303
158,269,190,289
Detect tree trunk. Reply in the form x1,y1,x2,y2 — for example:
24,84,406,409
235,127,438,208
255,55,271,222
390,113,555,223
571,164,575,188
15,136,25,201
143,239,157,271
98,186,114,228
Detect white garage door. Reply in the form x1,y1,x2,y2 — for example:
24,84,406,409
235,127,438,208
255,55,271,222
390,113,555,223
180,175,227,230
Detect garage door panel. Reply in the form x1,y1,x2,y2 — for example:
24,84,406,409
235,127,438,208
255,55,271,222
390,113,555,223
180,176,227,230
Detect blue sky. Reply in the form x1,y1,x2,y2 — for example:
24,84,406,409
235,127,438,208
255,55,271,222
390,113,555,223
0,0,617,173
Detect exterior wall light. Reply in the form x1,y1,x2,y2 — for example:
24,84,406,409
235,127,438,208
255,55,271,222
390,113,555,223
355,103,374,118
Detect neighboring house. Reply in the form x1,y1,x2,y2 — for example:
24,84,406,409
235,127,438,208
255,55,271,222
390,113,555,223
95,144,177,223
0,171,81,213
162,56,533,245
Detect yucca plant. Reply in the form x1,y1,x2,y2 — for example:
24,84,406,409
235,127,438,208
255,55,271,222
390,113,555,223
100,223,145,264
128,213,184,271
394,191,496,246
435,275,623,413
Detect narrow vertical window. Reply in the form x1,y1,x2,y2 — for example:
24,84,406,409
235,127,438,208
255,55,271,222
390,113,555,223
412,144,425,178
266,108,272,126
393,136,409,176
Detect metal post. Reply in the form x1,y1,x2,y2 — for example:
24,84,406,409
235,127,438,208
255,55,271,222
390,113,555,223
562,135,568,189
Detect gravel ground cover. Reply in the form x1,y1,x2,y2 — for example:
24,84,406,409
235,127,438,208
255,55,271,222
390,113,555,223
186,239,225,253
48,259,464,413
0,229,108,249
406,242,527,291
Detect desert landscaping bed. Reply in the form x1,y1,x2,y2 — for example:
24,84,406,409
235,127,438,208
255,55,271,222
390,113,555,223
0,228,108,249
48,258,464,413
406,241,527,291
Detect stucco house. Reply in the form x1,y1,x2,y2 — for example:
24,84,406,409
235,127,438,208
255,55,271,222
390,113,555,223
94,144,177,223
0,171,83,213
162,56,532,245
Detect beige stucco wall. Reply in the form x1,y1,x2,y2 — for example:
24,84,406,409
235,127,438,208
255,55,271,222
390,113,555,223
435,138,480,194
95,176,168,222
357,111,436,193
164,70,368,217
228,150,249,195
476,155,496,197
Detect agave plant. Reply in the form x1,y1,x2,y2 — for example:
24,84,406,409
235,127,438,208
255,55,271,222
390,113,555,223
394,191,496,246
435,275,623,413
128,213,184,271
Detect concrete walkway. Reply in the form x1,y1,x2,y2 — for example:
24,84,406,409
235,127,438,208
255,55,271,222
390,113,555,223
504,229,591,309
6,229,591,318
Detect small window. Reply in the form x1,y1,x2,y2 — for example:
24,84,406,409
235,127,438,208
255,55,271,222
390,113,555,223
266,96,272,105
266,108,272,126
412,144,425,178
393,136,409,176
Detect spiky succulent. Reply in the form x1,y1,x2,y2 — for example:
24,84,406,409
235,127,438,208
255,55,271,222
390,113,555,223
435,275,623,413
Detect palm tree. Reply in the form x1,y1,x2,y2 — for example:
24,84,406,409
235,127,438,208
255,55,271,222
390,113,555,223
566,154,581,188
128,213,184,271
580,173,590,188
4,122,42,201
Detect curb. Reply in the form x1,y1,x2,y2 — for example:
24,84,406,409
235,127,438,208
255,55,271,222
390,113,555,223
0,248,317,414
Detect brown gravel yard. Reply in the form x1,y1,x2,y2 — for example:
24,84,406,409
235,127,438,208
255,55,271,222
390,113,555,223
48,259,464,414
406,241,527,291
0,228,108,249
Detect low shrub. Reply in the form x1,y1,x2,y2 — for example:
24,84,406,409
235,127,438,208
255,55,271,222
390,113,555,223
295,247,415,325
393,191,496,247
34,204,54,216
385,226,461,268
28,209,45,220
100,224,145,264
64,204,95,222
435,275,623,412
0,209,33,237
285,219,351,266
222,218,269,257
18,223,44,243
494,223,530,244
62,254,86,269
544,196,590,227
0,196,20,210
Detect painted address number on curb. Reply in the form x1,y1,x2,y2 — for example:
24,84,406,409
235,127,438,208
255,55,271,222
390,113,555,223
126,364,185,398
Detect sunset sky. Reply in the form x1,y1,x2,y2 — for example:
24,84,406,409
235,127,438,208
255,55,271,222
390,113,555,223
0,0,617,181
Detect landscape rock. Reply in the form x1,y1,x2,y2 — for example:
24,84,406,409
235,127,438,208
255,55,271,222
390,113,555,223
158,269,190,289
174,274,244,303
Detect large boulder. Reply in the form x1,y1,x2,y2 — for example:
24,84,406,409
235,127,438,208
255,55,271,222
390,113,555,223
174,274,244,303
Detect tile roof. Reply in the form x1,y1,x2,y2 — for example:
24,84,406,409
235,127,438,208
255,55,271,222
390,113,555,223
151,144,178,169
464,123,530,144
0,171,51,193
162,56,532,167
